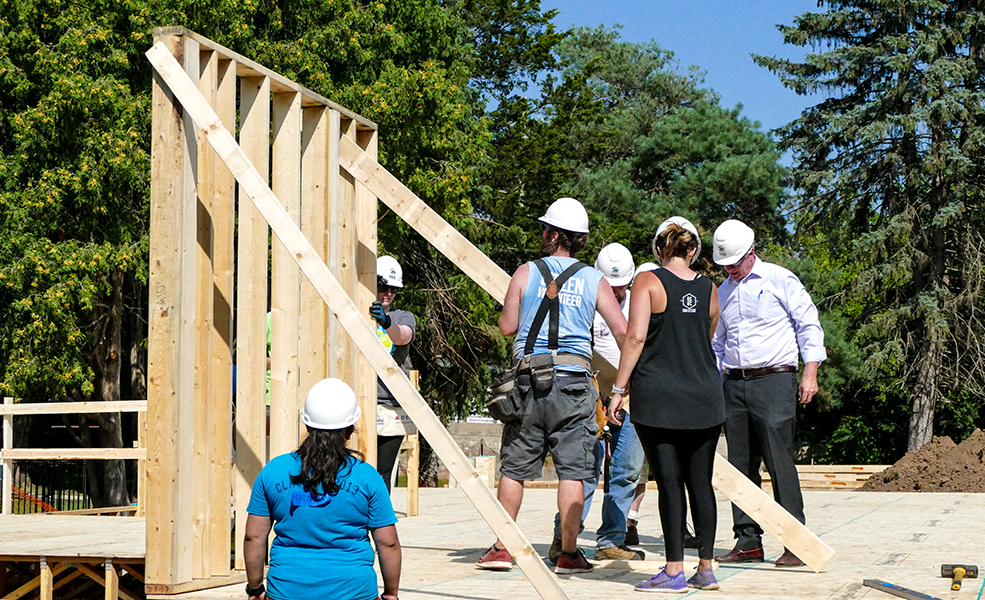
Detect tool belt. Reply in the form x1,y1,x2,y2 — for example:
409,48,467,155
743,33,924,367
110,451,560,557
486,259,590,423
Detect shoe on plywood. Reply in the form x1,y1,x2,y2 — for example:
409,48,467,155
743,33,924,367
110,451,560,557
595,544,645,561
634,567,687,593
476,545,512,571
554,549,594,574
686,567,720,590
548,536,563,565
713,545,764,564
774,548,805,568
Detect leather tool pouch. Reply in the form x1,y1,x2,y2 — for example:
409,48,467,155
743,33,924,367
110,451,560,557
528,353,555,394
487,368,525,423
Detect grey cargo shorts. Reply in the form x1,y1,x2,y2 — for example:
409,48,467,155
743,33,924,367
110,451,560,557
499,370,599,482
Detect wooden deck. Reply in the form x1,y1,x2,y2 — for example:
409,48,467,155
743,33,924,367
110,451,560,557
0,515,145,562
0,515,146,600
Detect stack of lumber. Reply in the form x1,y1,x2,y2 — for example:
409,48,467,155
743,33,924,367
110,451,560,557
761,465,889,490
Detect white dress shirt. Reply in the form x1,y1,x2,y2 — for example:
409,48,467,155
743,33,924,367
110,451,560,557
712,257,826,371
593,290,630,366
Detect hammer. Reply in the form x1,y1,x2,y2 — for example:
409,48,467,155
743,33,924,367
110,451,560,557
941,564,978,591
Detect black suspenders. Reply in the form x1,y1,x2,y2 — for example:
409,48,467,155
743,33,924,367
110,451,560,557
523,259,589,356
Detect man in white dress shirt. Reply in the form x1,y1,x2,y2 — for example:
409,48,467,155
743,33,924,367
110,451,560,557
710,220,827,568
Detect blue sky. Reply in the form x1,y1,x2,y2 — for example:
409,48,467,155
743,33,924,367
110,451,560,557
540,0,822,135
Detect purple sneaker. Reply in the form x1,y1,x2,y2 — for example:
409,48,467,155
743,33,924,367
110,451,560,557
635,567,687,593
687,567,720,590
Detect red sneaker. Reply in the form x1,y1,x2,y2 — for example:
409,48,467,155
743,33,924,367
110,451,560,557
554,549,593,574
476,545,513,570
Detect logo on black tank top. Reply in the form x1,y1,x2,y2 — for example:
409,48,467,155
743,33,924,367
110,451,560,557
681,293,698,313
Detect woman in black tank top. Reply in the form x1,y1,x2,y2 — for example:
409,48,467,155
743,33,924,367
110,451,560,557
608,217,726,592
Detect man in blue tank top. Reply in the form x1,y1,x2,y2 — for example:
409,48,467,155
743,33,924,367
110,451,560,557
476,197,628,575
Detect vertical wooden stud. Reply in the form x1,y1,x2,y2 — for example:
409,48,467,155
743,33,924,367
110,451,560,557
299,107,330,413
336,118,357,388
270,92,302,459
353,127,378,466
147,31,197,586
234,75,270,571
104,560,119,600
137,411,146,518
325,111,343,380
407,372,420,517
2,397,12,515
209,56,237,576
39,558,52,600
192,46,216,580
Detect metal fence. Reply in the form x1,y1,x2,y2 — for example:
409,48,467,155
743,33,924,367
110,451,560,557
0,460,91,513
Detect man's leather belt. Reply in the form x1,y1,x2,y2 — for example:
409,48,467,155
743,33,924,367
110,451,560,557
725,365,797,380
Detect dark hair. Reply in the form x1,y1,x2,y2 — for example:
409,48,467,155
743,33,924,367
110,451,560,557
290,425,361,496
542,225,588,256
652,223,698,262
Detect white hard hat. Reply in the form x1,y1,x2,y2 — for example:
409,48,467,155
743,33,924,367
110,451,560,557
595,243,635,287
633,262,659,281
538,197,589,234
301,378,361,430
712,220,755,266
377,255,403,288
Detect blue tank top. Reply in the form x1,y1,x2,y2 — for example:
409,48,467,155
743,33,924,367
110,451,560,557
513,256,602,372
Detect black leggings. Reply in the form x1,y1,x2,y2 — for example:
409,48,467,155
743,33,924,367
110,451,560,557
377,435,404,492
635,423,722,561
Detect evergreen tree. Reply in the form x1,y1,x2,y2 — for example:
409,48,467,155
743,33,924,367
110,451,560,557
755,0,985,451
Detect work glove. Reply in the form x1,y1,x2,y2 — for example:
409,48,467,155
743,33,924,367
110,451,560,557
369,301,392,329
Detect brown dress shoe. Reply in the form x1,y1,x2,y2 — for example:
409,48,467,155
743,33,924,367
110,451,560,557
714,546,765,563
774,548,805,567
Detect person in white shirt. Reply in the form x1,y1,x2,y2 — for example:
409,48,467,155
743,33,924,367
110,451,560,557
710,219,826,569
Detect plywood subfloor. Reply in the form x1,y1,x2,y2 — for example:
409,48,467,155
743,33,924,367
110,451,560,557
164,488,985,600
0,515,145,561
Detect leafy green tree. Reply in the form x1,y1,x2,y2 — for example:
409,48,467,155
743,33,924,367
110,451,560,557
755,0,985,451
554,27,787,269
0,0,151,505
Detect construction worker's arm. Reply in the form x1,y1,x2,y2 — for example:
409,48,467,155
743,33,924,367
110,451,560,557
498,263,529,336
384,312,415,346
244,514,272,599
608,271,658,425
371,524,401,600
596,278,627,349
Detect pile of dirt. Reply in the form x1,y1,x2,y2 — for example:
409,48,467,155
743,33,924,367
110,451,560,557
860,429,985,492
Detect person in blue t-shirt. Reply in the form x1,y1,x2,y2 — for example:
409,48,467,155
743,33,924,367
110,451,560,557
245,378,401,600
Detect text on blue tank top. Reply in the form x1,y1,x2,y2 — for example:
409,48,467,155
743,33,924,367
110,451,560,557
513,256,601,369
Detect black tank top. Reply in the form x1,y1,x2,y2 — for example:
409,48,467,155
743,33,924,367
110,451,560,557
629,269,725,430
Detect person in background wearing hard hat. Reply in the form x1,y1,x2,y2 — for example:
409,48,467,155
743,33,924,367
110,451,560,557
710,219,826,569
546,243,646,564
609,217,726,593
244,378,401,600
370,255,417,493
477,197,628,575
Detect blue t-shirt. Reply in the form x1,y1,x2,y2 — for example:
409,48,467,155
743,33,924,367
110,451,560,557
247,453,397,600
513,256,602,371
